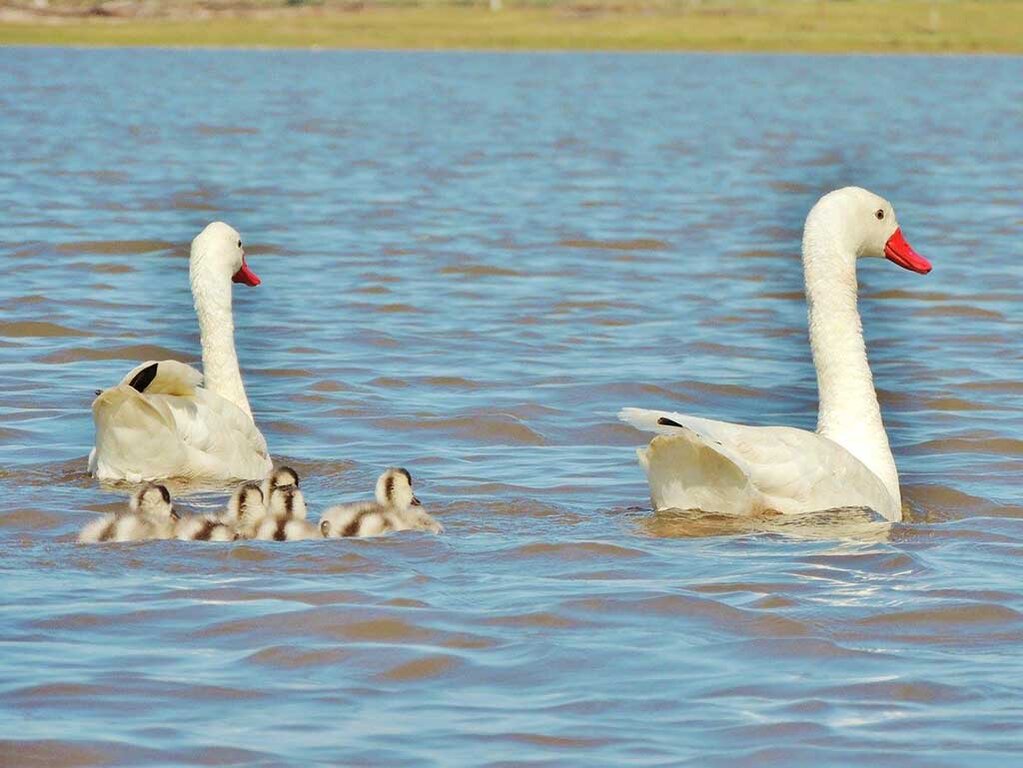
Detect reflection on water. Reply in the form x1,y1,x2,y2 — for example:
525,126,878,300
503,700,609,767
1,49,1022,766
640,506,891,542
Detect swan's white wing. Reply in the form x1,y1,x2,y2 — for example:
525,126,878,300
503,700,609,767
619,407,900,521
90,361,271,483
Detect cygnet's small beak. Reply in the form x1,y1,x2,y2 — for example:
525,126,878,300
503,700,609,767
170,508,180,521
411,496,422,507
232,255,261,286
884,228,931,274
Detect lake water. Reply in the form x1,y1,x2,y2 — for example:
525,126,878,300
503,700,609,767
1,49,1021,766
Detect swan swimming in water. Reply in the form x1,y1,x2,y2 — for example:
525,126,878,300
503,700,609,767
620,187,932,523
319,468,443,538
88,222,272,484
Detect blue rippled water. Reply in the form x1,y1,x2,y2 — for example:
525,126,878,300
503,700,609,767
0,49,1021,766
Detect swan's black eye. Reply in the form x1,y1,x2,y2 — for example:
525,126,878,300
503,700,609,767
875,209,885,220
237,239,242,247
320,520,330,537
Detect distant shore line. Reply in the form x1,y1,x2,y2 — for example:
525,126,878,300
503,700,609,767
1,2,1022,54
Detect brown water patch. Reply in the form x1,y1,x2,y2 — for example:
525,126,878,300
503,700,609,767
311,379,352,392
247,645,353,669
567,594,809,638
960,379,1023,394
56,239,175,255
923,396,997,412
0,739,164,767
816,680,974,705
768,180,814,194
258,367,310,378
856,604,1023,628
485,611,581,629
866,288,962,301
370,376,409,389
759,290,804,302
0,321,91,338
503,733,611,749
377,655,461,682
39,344,190,364
906,436,1023,457
512,541,646,560
0,508,65,530
67,261,135,274
199,608,495,650
559,238,670,251
376,303,424,314
196,124,258,136
377,415,546,446
440,264,523,277
0,294,48,307
353,284,391,295
420,376,480,389
913,305,1004,320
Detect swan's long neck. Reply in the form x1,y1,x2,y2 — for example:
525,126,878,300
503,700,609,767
189,263,253,419
802,222,900,508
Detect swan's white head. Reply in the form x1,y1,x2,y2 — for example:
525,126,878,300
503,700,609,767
190,221,261,287
804,187,931,275
226,481,264,524
375,468,420,511
129,483,177,521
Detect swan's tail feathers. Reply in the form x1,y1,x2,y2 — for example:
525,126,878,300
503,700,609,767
119,360,202,397
620,407,755,512
640,433,755,513
90,386,182,481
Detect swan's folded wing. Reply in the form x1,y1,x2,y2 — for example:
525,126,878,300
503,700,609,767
91,383,270,482
168,388,271,478
91,385,188,480
119,360,203,396
619,407,894,516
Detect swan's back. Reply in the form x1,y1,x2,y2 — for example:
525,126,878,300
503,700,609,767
621,408,901,521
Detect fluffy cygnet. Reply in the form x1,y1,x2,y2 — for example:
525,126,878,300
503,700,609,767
262,466,299,509
319,468,443,538
223,481,266,539
79,483,179,543
254,484,319,540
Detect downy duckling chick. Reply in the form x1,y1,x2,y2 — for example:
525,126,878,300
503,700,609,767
79,483,179,543
173,514,236,542
319,468,443,538
254,484,319,541
222,481,266,539
262,466,299,510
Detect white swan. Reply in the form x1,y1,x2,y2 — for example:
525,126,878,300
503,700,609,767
88,222,273,483
619,187,932,523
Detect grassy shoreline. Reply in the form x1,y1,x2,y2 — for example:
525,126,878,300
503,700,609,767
1,2,1022,53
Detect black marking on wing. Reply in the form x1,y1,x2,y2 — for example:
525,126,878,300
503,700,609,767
274,521,287,542
128,363,159,393
657,417,685,429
